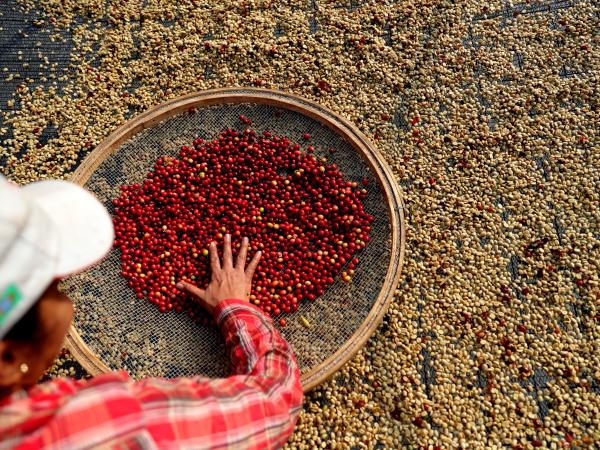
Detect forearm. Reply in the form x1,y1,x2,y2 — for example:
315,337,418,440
215,298,302,404
212,298,303,448
215,299,298,377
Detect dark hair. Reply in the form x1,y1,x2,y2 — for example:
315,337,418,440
3,301,42,342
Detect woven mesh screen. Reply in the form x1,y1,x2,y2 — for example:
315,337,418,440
60,100,392,379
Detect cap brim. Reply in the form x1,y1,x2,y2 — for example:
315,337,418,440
21,180,114,277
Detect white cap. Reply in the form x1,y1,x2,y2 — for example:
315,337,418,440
0,175,114,340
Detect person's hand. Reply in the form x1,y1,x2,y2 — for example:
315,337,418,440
177,234,262,315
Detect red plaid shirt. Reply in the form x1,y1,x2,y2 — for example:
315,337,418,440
0,299,303,449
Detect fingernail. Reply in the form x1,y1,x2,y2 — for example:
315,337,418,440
225,234,231,240
176,282,184,289
243,237,248,244
210,241,216,247
257,251,262,256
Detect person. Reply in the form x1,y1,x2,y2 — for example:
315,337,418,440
0,175,303,449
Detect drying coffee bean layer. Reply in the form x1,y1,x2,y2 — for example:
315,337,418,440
113,128,372,323
6,0,597,447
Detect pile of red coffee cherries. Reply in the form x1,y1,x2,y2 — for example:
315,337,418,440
113,127,373,323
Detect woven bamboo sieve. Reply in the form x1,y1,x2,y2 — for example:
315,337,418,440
61,88,405,392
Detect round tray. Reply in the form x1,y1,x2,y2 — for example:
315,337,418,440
62,88,405,391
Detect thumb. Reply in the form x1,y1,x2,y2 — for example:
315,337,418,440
176,281,206,301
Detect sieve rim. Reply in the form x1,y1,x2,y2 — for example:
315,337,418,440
65,87,405,392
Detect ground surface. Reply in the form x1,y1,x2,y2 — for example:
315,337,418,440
1,1,599,449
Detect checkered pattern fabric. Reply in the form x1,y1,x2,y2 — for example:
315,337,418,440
0,299,303,449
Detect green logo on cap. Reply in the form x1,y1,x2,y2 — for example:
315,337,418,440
0,284,23,327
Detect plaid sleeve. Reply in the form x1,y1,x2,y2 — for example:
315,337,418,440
132,298,303,449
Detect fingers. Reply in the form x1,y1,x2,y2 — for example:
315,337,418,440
222,234,233,269
245,249,262,281
176,281,206,301
209,241,221,273
177,281,212,313
236,237,249,270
